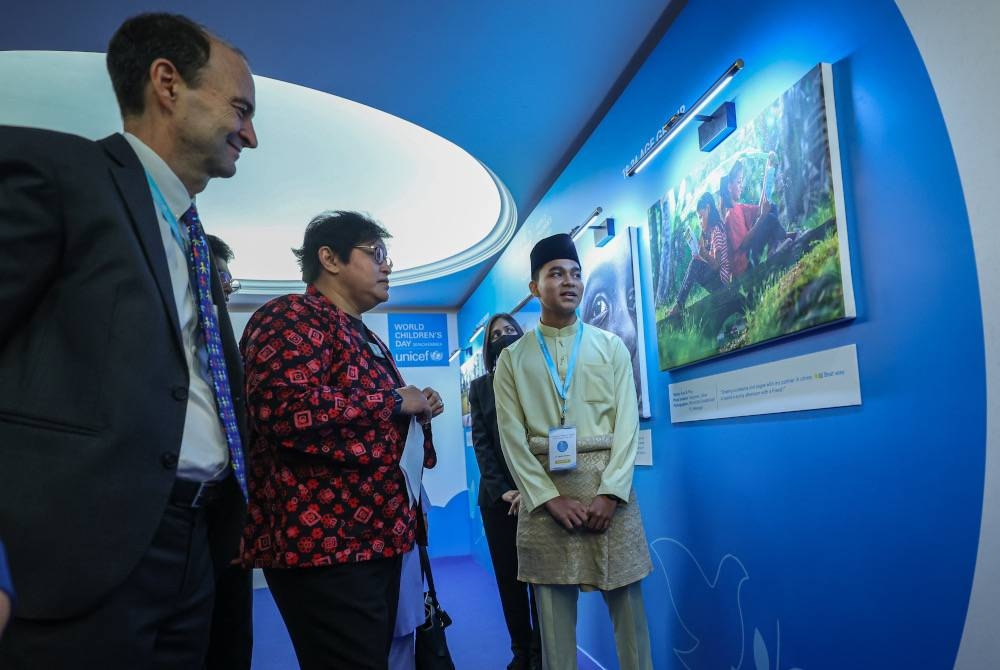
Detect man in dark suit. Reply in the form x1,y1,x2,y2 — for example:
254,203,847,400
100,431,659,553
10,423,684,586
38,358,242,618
469,313,541,670
0,13,257,669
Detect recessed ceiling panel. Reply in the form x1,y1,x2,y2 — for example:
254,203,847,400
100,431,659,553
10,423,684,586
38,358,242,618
0,50,516,290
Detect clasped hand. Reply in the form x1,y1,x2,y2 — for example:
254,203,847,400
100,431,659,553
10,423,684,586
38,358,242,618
501,489,521,515
544,494,617,532
396,385,445,419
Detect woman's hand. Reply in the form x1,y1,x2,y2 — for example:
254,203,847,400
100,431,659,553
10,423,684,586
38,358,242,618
502,490,521,516
422,387,445,417
397,385,432,415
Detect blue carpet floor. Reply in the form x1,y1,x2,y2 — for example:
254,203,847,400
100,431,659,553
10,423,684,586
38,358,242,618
250,555,603,669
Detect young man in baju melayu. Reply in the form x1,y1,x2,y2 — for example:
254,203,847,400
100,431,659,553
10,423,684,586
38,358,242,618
493,233,653,670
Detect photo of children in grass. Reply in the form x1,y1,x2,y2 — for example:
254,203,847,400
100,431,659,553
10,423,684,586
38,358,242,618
649,63,855,369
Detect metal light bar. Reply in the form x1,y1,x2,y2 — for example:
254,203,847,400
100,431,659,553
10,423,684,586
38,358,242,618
626,59,744,177
448,348,460,363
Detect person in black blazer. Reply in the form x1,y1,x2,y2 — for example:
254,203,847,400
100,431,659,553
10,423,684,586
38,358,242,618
0,13,258,669
469,313,541,670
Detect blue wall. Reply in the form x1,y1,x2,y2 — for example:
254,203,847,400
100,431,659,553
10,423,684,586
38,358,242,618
459,0,985,667
426,491,473,559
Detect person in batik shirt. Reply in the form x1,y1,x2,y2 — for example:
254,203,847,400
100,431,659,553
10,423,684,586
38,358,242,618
240,211,444,670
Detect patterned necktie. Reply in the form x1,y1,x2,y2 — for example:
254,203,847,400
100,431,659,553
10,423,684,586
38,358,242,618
181,205,248,500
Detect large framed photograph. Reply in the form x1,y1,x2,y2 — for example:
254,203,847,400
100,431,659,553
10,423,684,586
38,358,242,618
578,227,653,417
648,63,855,369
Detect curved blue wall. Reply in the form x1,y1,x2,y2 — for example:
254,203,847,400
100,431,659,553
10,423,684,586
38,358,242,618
459,0,985,667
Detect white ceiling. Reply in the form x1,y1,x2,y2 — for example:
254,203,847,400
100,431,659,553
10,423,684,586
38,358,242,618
0,50,517,294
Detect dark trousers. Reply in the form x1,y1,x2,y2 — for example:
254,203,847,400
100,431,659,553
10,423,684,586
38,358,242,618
676,256,723,308
205,564,253,670
482,502,541,662
264,555,403,670
742,211,787,265
0,501,216,670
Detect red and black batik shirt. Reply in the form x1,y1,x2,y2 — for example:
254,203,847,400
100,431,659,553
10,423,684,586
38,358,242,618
239,286,435,568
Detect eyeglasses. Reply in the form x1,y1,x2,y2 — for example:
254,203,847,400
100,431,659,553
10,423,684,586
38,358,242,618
219,271,241,295
354,244,393,268
489,324,519,342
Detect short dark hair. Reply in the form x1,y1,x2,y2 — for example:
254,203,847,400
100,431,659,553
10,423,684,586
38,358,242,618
206,234,234,263
106,13,213,117
292,211,391,283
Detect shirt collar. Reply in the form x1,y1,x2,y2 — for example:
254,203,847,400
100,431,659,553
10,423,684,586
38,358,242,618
122,132,192,219
537,317,581,338
306,284,352,327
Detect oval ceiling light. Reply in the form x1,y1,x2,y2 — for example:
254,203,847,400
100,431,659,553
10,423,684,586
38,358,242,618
0,51,516,291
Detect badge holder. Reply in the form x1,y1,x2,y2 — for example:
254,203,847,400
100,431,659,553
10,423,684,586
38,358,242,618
548,425,577,471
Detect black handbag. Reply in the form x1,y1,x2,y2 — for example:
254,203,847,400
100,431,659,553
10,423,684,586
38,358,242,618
414,543,455,670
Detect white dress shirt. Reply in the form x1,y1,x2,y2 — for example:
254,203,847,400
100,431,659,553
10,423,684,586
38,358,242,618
123,133,229,482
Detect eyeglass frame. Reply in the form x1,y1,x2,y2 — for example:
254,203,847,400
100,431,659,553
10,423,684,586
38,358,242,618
218,270,241,294
354,244,393,268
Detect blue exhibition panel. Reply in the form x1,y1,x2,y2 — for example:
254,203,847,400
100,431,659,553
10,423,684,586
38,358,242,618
459,0,985,668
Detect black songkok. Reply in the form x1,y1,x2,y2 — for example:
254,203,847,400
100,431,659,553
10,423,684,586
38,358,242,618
529,233,580,277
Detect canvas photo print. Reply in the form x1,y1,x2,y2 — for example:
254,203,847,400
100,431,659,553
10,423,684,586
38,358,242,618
648,63,855,369
578,227,652,417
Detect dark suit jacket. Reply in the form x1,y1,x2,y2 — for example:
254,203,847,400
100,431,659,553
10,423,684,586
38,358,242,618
469,373,517,508
0,126,246,619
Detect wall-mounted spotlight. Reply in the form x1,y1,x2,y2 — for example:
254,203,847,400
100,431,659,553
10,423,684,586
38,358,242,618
569,206,617,247
624,59,744,177
592,218,616,247
572,214,616,249
698,101,737,152
570,207,604,242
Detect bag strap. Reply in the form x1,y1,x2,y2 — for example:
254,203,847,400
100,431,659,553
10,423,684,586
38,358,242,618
416,524,453,628
418,543,439,599
415,504,439,600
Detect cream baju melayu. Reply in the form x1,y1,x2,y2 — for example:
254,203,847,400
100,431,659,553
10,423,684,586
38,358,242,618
493,319,652,670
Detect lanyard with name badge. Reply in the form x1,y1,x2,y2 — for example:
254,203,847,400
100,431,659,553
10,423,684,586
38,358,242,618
535,324,584,472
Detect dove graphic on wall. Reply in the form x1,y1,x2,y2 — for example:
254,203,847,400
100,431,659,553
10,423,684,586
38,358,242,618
650,537,750,670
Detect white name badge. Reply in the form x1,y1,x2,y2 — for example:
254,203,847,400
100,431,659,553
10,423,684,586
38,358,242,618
548,426,577,472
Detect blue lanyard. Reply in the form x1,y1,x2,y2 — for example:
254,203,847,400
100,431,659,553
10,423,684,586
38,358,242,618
535,323,584,426
144,170,189,254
